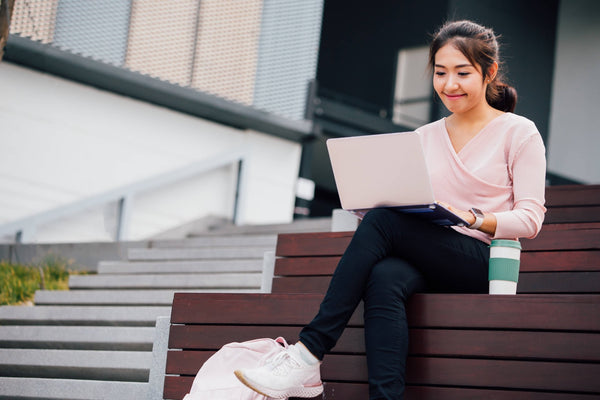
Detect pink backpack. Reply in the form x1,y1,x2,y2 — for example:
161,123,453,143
182,337,289,400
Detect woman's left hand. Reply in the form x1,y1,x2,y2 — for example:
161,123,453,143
438,201,497,235
438,201,476,226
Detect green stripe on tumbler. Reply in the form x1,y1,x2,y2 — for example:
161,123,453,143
490,239,521,250
488,258,520,282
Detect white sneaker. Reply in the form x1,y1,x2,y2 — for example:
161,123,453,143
234,345,324,399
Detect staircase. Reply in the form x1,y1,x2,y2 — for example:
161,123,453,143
0,217,332,399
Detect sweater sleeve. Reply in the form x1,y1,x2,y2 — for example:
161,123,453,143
492,133,547,239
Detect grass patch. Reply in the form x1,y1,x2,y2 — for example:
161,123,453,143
0,255,83,306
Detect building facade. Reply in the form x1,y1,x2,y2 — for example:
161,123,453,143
1,0,598,242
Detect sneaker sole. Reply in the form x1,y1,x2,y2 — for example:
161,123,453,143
234,370,324,399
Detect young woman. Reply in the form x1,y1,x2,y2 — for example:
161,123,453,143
235,20,547,400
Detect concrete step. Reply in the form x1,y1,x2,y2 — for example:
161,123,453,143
97,258,263,274
0,326,155,351
127,246,272,261
0,349,151,381
0,305,171,326
68,272,262,289
0,377,148,400
34,288,260,306
149,233,278,248
187,216,333,236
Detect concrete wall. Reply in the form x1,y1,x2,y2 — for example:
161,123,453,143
547,0,600,183
0,62,301,243
0,241,144,272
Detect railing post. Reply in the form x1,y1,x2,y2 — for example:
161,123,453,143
15,226,36,244
233,158,247,226
115,194,134,241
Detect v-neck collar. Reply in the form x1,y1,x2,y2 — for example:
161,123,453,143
443,112,509,156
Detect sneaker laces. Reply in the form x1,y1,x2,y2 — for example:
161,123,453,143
266,349,302,376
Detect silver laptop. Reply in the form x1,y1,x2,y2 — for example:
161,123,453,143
326,131,468,226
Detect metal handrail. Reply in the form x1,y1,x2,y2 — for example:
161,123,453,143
0,147,246,243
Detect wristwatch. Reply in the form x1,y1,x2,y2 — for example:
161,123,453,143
469,207,484,229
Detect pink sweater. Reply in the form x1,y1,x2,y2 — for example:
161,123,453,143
416,113,547,244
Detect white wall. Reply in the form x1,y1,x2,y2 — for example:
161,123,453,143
236,130,301,225
547,0,600,183
0,62,301,243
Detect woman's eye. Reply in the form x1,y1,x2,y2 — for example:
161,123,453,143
458,72,470,76
435,71,445,76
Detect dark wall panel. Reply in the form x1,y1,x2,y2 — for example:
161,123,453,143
317,0,448,115
446,0,559,143
316,0,558,142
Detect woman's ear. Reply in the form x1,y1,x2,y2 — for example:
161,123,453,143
487,61,499,81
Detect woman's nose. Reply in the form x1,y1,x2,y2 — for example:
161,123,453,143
445,75,459,90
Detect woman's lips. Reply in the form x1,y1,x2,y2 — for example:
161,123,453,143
444,93,466,100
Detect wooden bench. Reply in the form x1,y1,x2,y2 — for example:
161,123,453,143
272,222,600,295
163,185,600,399
544,184,600,224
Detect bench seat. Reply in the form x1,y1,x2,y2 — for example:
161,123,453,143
165,292,600,400
163,184,600,399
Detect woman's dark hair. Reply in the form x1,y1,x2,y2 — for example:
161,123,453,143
429,20,517,113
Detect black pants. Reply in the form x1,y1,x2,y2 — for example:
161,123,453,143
298,208,489,400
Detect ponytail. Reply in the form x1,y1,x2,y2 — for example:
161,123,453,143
487,81,517,113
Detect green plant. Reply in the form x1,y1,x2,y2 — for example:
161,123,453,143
0,255,78,305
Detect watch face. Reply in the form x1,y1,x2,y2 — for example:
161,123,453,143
471,208,484,218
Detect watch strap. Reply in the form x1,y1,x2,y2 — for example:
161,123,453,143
469,208,484,229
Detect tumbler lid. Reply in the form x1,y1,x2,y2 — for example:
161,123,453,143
490,239,522,250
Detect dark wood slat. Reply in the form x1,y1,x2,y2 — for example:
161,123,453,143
167,325,364,353
545,184,600,207
317,383,600,400
166,351,600,393
541,222,600,231
171,293,600,331
545,206,600,224
519,271,600,293
407,294,600,331
273,272,600,294
521,228,600,251
166,350,212,375
520,251,600,271
405,385,600,400
406,357,600,393
164,376,600,400
274,251,600,276
275,256,340,275
168,325,600,362
163,375,193,400
409,329,600,361
168,325,302,350
276,231,352,257
275,250,600,276
275,228,599,257
322,355,600,393
272,276,330,293
170,292,362,326
317,382,368,400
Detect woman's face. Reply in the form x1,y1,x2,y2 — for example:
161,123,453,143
433,43,489,115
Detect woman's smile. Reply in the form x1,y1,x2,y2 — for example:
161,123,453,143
444,93,466,100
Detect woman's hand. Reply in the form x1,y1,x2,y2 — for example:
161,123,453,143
438,201,497,235
438,202,475,226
